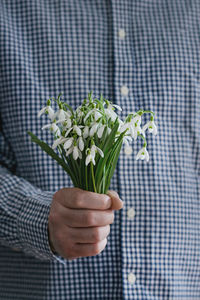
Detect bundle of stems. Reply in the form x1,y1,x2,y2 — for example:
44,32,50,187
28,92,157,194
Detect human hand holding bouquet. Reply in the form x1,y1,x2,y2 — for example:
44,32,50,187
28,92,157,259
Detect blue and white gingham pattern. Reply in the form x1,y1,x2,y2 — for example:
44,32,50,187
0,0,200,299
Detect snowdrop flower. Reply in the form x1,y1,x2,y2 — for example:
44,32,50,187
85,149,96,166
54,109,71,123
142,119,158,135
38,103,55,121
136,146,149,162
73,145,82,160
89,123,99,137
63,137,74,150
63,118,72,129
105,104,120,122
83,126,89,139
84,109,95,123
64,125,83,137
94,110,102,121
91,144,104,158
97,124,106,138
52,136,67,149
97,124,113,138
119,114,144,141
85,144,104,166
73,125,82,136
42,122,61,136
66,144,82,160
132,113,142,126
77,136,84,151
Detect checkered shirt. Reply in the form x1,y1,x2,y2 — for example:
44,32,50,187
0,0,200,299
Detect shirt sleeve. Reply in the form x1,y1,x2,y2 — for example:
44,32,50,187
0,129,67,265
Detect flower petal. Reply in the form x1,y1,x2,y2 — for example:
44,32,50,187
38,107,46,118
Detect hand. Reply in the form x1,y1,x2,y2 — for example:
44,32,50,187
48,187,123,260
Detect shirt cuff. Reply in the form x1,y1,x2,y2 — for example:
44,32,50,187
17,190,67,265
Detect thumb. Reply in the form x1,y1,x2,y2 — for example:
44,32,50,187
106,190,123,210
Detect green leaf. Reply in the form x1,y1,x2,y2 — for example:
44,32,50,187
62,102,74,115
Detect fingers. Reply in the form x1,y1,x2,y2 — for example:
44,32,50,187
62,207,114,228
106,190,123,210
69,225,110,244
69,239,108,259
57,188,112,210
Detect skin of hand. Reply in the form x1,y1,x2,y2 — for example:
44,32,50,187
48,188,123,260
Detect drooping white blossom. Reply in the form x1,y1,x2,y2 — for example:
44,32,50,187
38,105,55,121
136,146,149,162
85,150,96,166
91,144,104,158
83,126,89,139
42,122,61,136
54,109,71,123
52,136,67,149
89,123,99,137
142,120,158,135
36,93,156,167
77,136,84,151
63,137,74,150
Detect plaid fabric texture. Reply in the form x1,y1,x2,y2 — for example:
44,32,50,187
0,0,200,299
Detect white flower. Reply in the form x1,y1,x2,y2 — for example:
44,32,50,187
142,120,157,135
84,109,95,123
63,118,72,129
66,144,82,160
73,145,82,160
85,151,96,166
132,114,142,126
94,110,102,121
54,109,71,123
65,125,83,137
38,106,55,121
42,123,61,136
85,144,104,166
52,136,67,149
91,144,104,158
77,136,84,151
136,146,149,162
89,123,99,137
105,104,118,121
97,124,105,138
119,116,144,141
73,125,82,136
83,126,89,138
63,137,74,150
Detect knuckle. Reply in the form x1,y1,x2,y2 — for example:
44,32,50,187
92,243,102,255
92,228,102,242
74,190,84,208
85,211,95,226
106,225,110,236
109,211,115,224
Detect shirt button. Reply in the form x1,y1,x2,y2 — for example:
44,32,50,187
127,207,136,220
124,146,132,156
128,272,136,285
121,86,129,96
118,29,126,39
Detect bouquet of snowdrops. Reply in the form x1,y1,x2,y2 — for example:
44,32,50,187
28,92,157,193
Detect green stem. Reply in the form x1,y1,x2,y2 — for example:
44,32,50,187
138,133,147,147
85,165,88,191
90,162,97,193
142,110,155,116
